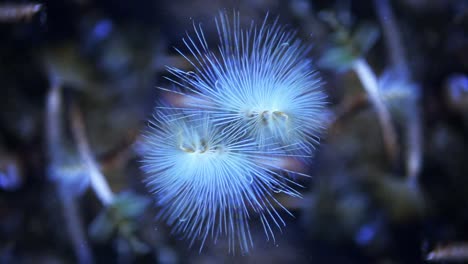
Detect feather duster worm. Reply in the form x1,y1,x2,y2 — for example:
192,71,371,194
165,12,326,154
142,11,326,253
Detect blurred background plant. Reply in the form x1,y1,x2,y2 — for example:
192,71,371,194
0,0,467,263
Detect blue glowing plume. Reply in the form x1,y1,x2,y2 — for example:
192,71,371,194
142,111,304,253
142,11,326,253
165,12,326,154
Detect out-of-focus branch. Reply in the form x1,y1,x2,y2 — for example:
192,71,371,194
352,58,398,164
406,110,422,182
70,103,114,206
374,0,409,79
330,93,369,126
45,81,62,163
427,243,468,262
0,3,43,23
375,0,422,182
45,81,94,264
58,186,94,264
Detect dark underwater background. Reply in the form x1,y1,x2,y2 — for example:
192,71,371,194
0,0,467,263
